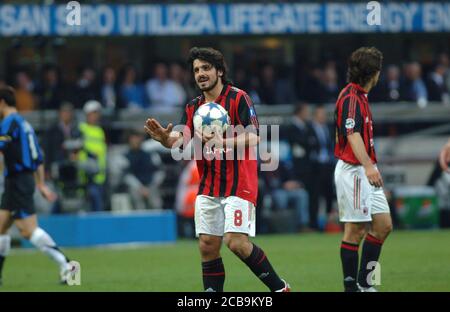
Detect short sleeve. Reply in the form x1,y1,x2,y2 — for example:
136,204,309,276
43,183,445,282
237,93,259,130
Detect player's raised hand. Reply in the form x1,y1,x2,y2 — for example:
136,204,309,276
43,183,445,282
144,118,173,143
439,139,450,172
364,165,383,188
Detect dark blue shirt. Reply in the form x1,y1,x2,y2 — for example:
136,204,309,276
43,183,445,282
0,113,43,176
126,149,155,186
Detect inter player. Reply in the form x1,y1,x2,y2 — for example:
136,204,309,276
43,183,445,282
0,87,72,285
145,47,290,292
334,47,393,292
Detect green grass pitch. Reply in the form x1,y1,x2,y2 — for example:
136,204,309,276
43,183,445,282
1,230,449,292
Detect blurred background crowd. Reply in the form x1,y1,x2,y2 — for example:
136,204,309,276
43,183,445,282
3,52,450,112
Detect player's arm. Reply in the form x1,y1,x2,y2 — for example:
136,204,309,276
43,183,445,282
341,95,382,187
198,130,259,147
144,118,183,149
347,133,383,187
439,138,450,172
34,164,57,202
224,132,259,148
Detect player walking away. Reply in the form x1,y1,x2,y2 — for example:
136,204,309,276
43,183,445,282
334,47,393,292
439,138,450,172
0,87,72,285
145,47,290,292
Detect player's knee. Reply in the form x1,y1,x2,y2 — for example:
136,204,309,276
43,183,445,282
0,218,10,234
346,226,366,243
371,216,393,240
377,222,393,240
225,238,246,256
385,222,393,235
199,237,219,258
19,227,34,239
0,224,9,235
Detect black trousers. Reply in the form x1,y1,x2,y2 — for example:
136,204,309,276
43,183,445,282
308,162,335,229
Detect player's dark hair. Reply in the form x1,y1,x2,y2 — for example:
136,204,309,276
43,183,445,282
347,47,383,87
0,86,16,107
188,47,230,85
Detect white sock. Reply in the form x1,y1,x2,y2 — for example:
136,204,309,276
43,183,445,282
0,235,11,257
30,228,68,270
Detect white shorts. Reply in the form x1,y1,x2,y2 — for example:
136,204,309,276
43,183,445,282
334,160,390,222
194,195,256,237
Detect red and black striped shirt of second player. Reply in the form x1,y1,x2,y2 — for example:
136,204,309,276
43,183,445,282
334,82,377,165
179,84,260,206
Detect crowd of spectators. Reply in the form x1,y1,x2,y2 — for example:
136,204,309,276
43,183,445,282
2,61,196,113
2,52,450,114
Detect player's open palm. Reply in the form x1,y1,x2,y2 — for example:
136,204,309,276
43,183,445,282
145,118,173,143
365,165,383,188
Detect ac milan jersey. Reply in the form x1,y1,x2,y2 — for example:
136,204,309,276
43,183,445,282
179,84,259,205
334,83,377,165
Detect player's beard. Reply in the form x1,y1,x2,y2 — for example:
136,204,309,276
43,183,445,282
197,75,219,92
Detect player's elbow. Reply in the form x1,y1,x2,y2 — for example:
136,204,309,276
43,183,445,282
19,228,34,239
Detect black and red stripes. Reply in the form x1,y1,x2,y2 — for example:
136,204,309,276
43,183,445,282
334,82,378,165
242,244,284,292
180,83,258,206
340,241,360,292
202,257,225,292
365,233,384,246
341,241,359,251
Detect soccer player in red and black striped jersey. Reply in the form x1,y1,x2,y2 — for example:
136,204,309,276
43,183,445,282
145,47,289,292
334,47,393,292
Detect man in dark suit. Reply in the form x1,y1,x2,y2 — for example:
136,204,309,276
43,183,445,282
426,63,449,103
309,105,336,230
45,102,81,168
281,103,316,229
282,104,315,181
45,102,81,213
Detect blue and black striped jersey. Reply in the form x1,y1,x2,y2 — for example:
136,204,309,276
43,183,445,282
0,113,43,176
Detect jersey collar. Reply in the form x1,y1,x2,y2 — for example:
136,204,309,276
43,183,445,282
350,83,368,94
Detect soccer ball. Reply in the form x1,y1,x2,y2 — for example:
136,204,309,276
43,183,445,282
193,102,230,135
